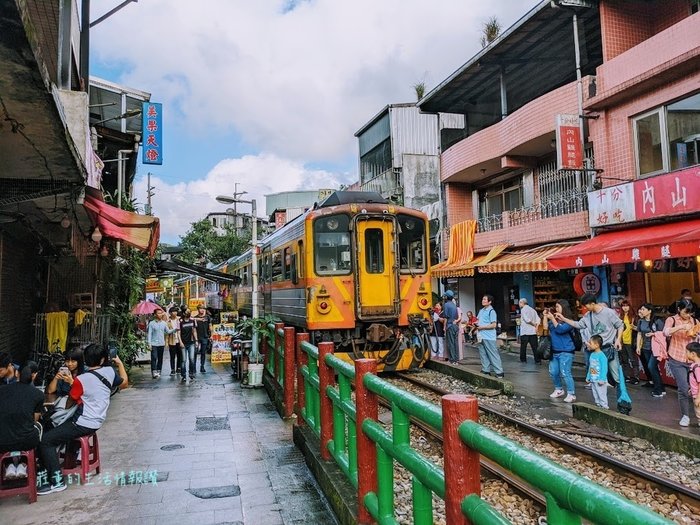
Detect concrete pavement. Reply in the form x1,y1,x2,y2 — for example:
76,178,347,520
0,362,338,525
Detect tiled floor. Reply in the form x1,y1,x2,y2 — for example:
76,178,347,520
0,362,338,525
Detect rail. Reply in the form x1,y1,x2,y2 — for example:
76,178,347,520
264,322,672,525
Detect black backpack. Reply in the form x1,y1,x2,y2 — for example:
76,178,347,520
570,328,583,352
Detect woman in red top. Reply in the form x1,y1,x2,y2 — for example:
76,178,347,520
663,300,699,427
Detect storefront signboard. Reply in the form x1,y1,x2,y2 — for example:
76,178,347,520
587,165,700,227
142,102,163,165
556,114,583,170
211,323,235,363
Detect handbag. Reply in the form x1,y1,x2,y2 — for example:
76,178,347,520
538,336,552,361
50,396,79,426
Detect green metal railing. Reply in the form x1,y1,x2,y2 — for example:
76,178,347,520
325,354,358,488
299,340,320,436
291,330,673,525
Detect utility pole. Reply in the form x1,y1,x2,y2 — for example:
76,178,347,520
146,172,155,215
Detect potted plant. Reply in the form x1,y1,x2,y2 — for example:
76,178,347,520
235,314,279,363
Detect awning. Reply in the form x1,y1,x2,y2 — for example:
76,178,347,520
83,189,160,257
547,219,700,269
431,220,477,278
480,243,577,273
155,258,241,285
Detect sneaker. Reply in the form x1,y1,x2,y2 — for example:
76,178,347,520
4,463,17,480
652,392,664,398
180,376,186,383
170,370,177,376
549,389,565,398
189,376,195,381
585,384,592,389
641,381,654,388
38,481,67,495
629,378,639,385
480,370,490,376
14,463,27,478
495,373,504,378
679,415,690,427
200,368,206,373
563,394,576,403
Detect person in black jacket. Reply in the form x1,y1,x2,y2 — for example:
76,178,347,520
194,305,212,373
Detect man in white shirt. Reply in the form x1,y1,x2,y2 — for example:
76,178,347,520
518,298,541,364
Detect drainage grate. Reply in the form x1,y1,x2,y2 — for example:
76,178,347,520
186,484,241,499
160,444,185,451
195,416,230,431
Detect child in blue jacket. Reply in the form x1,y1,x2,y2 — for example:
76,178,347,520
586,335,609,409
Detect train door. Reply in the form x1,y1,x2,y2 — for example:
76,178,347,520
354,218,399,319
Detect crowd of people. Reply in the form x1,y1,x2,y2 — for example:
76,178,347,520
0,344,128,495
428,289,700,428
146,304,212,382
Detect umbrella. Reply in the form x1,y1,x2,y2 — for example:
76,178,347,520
131,300,163,316
616,363,632,415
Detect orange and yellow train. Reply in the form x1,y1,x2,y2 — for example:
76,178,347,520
224,191,433,372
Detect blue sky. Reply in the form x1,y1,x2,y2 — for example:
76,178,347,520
89,0,535,244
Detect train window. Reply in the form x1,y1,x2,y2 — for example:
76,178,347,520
242,266,249,286
398,214,426,273
271,251,283,282
297,241,304,278
314,214,351,275
283,247,292,280
364,228,384,274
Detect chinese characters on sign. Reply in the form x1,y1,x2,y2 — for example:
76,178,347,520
142,102,163,165
555,114,583,170
587,165,700,227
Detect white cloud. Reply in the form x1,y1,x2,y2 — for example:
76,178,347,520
133,153,345,243
91,0,536,162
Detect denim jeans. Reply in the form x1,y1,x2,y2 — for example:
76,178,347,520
430,336,444,359
549,351,575,394
620,343,639,379
641,347,665,394
181,343,197,378
667,358,691,418
39,419,93,486
168,344,181,373
197,338,209,371
150,345,165,373
445,325,459,362
478,339,503,375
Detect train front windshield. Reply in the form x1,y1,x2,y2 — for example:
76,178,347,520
398,214,427,273
314,214,352,275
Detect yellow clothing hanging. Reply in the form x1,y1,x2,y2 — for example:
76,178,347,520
74,309,88,326
46,311,69,353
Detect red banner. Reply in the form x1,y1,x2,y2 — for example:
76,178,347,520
634,165,700,219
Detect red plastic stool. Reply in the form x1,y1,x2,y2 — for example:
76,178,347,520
0,450,37,503
61,433,100,483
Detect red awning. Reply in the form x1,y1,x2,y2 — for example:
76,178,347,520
547,219,700,269
83,190,160,256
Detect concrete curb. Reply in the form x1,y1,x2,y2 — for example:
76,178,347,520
572,402,700,457
426,359,515,396
293,424,358,525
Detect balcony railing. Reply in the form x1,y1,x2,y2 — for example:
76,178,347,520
359,168,402,200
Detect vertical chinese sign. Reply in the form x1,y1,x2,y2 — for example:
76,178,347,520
555,114,583,170
142,102,163,165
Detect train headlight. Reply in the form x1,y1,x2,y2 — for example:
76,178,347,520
317,300,331,314
419,297,429,308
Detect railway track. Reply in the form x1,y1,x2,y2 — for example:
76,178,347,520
385,371,700,523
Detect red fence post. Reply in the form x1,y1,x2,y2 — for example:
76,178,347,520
442,394,480,525
283,327,296,418
317,342,335,461
355,359,378,525
274,322,284,383
295,333,309,425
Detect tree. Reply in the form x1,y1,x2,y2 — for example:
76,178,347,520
178,219,250,264
480,16,501,48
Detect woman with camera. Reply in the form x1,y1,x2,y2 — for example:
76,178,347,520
37,343,127,495
543,300,577,403
46,347,85,397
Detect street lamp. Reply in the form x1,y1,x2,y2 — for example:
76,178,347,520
216,193,259,358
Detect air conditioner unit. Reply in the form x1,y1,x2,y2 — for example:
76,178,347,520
72,293,93,309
